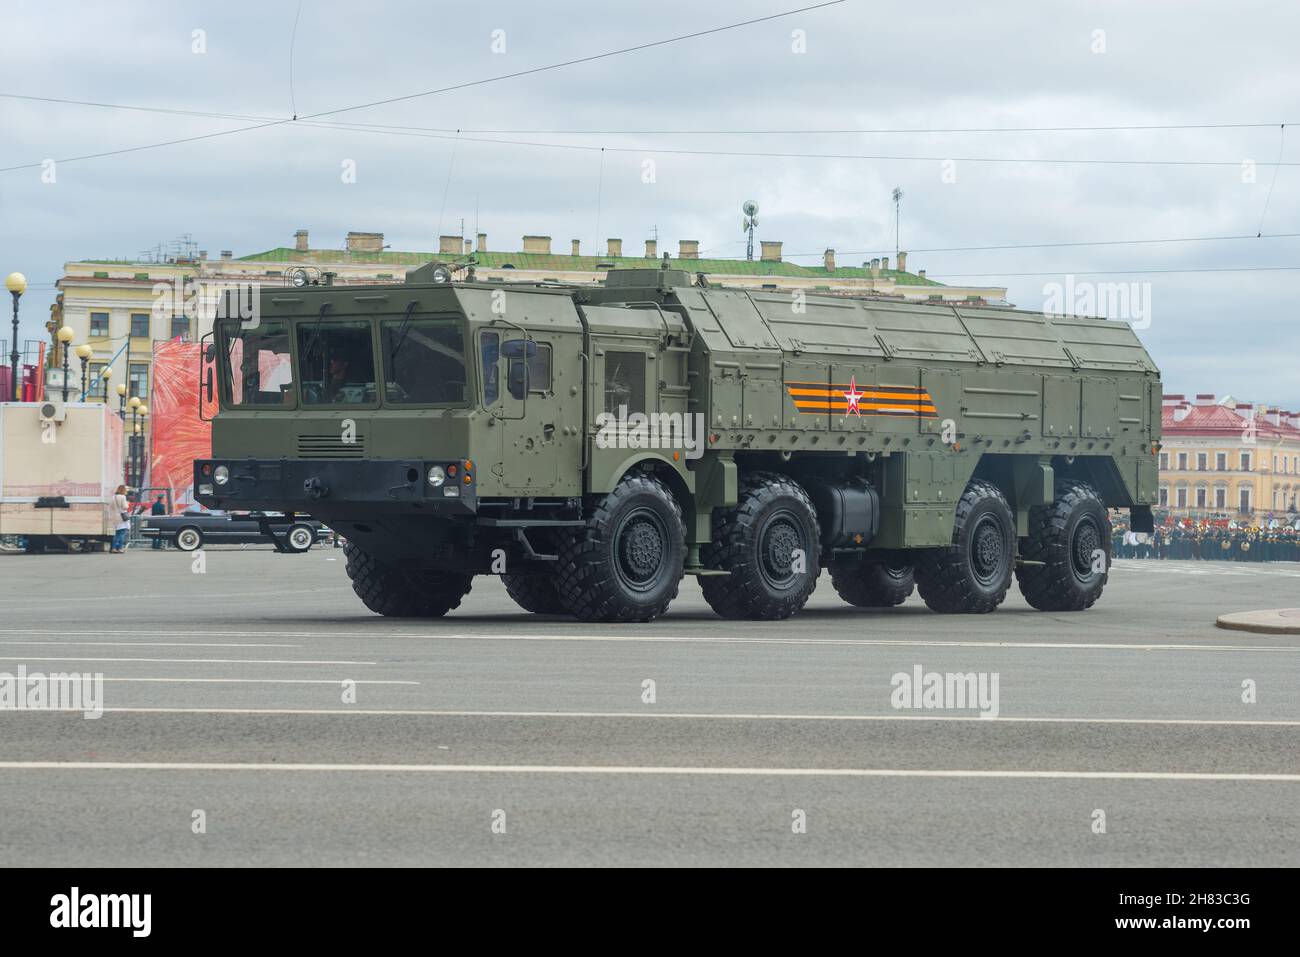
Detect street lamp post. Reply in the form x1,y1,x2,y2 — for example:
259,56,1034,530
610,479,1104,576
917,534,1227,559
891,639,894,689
56,326,75,402
101,364,112,404
76,344,93,399
137,406,148,488
116,382,127,420
129,396,142,488
5,272,26,401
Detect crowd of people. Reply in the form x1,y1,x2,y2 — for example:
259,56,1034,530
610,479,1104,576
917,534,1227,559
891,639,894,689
1110,516,1300,562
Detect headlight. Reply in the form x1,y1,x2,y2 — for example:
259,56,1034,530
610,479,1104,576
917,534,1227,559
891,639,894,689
427,465,446,487
213,465,230,486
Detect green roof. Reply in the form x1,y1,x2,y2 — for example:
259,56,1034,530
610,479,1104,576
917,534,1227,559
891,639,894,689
238,246,943,286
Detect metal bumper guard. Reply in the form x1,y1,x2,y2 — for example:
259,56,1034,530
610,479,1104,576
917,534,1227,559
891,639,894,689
193,458,476,516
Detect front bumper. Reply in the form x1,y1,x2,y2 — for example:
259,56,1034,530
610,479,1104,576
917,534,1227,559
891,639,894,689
194,458,477,515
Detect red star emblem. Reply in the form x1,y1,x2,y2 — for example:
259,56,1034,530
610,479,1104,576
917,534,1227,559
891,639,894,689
842,375,865,416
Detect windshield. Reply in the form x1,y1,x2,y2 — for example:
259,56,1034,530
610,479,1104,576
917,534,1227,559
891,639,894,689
298,320,377,405
381,318,467,404
217,319,294,407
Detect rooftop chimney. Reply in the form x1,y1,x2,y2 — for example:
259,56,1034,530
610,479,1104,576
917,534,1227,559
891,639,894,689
346,231,384,253
645,239,657,259
679,240,699,260
880,256,890,271
1162,394,1186,406
295,229,309,252
917,268,926,280
464,239,473,255
760,240,782,262
220,250,233,261
607,238,623,258
1266,407,1283,426
823,248,835,272
1173,403,1192,422
571,239,581,256
897,251,908,273
522,235,551,255
1194,393,1216,406
439,235,461,256
477,232,487,253
870,259,881,279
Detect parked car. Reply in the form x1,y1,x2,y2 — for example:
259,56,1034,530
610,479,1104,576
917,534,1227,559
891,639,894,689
141,509,328,552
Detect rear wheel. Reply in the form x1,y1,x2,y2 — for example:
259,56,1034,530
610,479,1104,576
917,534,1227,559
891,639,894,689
285,522,315,553
700,472,820,620
553,473,686,622
831,557,914,607
343,541,473,618
502,571,567,615
174,526,203,552
915,480,1014,614
1016,482,1110,611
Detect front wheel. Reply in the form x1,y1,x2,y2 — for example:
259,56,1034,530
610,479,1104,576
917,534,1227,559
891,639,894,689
700,472,821,620
553,473,686,622
343,542,472,617
915,480,1014,614
1016,482,1110,611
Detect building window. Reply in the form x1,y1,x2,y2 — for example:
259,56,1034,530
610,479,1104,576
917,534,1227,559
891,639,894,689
1159,453,1169,470
129,363,149,400
1176,487,1188,508
1273,455,1278,472
1196,487,1207,508
1177,452,1188,470
1215,487,1226,509
1239,488,1251,513
90,312,109,336
1240,452,1251,471
604,351,646,414
1216,452,1226,471
1196,452,1207,471
1158,486,1168,506
130,314,150,339
170,316,190,341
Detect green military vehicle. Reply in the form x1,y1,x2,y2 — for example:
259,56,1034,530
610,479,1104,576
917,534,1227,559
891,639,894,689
195,263,1160,622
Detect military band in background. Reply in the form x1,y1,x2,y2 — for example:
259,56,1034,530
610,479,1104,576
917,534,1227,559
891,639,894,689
1110,514,1300,562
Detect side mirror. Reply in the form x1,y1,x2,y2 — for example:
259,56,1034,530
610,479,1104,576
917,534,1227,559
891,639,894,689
204,367,214,403
501,339,538,360
204,343,216,362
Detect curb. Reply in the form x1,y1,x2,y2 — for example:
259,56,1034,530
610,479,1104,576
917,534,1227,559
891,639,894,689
1215,609,1300,635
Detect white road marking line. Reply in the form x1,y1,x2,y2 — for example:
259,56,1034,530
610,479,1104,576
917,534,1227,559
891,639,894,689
0,656,375,665
0,588,333,605
96,679,417,685
0,761,1294,782
4,707,1296,725
0,641,301,648
0,631,1293,651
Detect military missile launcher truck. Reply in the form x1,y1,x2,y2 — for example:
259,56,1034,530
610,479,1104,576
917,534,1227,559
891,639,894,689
195,263,1160,622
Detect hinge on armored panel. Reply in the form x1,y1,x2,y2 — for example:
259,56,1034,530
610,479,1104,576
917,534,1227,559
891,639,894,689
789,338,804,355
990,350,1006,367
1063,346,1083,370
873,334,893,360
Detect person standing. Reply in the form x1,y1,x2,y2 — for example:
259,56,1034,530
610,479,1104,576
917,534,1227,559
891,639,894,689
111,485,130,554
149,494,167,549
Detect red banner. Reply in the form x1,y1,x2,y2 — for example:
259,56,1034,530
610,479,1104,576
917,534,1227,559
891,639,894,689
149,339,214,511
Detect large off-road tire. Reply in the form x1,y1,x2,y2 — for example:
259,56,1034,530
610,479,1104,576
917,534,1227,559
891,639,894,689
830,557,914,607
1015,482,1110,611
915,479,1014,614
343,541,473,618
553,473,686,623
700,471,821,620
502,572,567,615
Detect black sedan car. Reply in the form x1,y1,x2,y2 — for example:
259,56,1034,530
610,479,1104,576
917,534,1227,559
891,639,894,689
140,509,328,552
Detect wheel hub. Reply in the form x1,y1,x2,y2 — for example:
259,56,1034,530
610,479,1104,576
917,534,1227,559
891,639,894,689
760,517,802,586
971,517,1004,582
618,512,665,586
1072,519,1101,576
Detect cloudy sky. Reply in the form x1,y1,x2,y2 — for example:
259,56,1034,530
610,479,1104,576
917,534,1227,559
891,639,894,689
1,0,1296,405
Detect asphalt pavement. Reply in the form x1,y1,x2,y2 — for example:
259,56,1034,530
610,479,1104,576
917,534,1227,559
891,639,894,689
0,545,1296,866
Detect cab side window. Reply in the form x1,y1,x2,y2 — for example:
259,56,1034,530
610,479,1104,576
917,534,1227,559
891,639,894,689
480,331,500,405
604,350,645,414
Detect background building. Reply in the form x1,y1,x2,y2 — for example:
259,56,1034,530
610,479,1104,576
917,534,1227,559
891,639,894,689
1159,393,1300,520
52,228,1008,483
